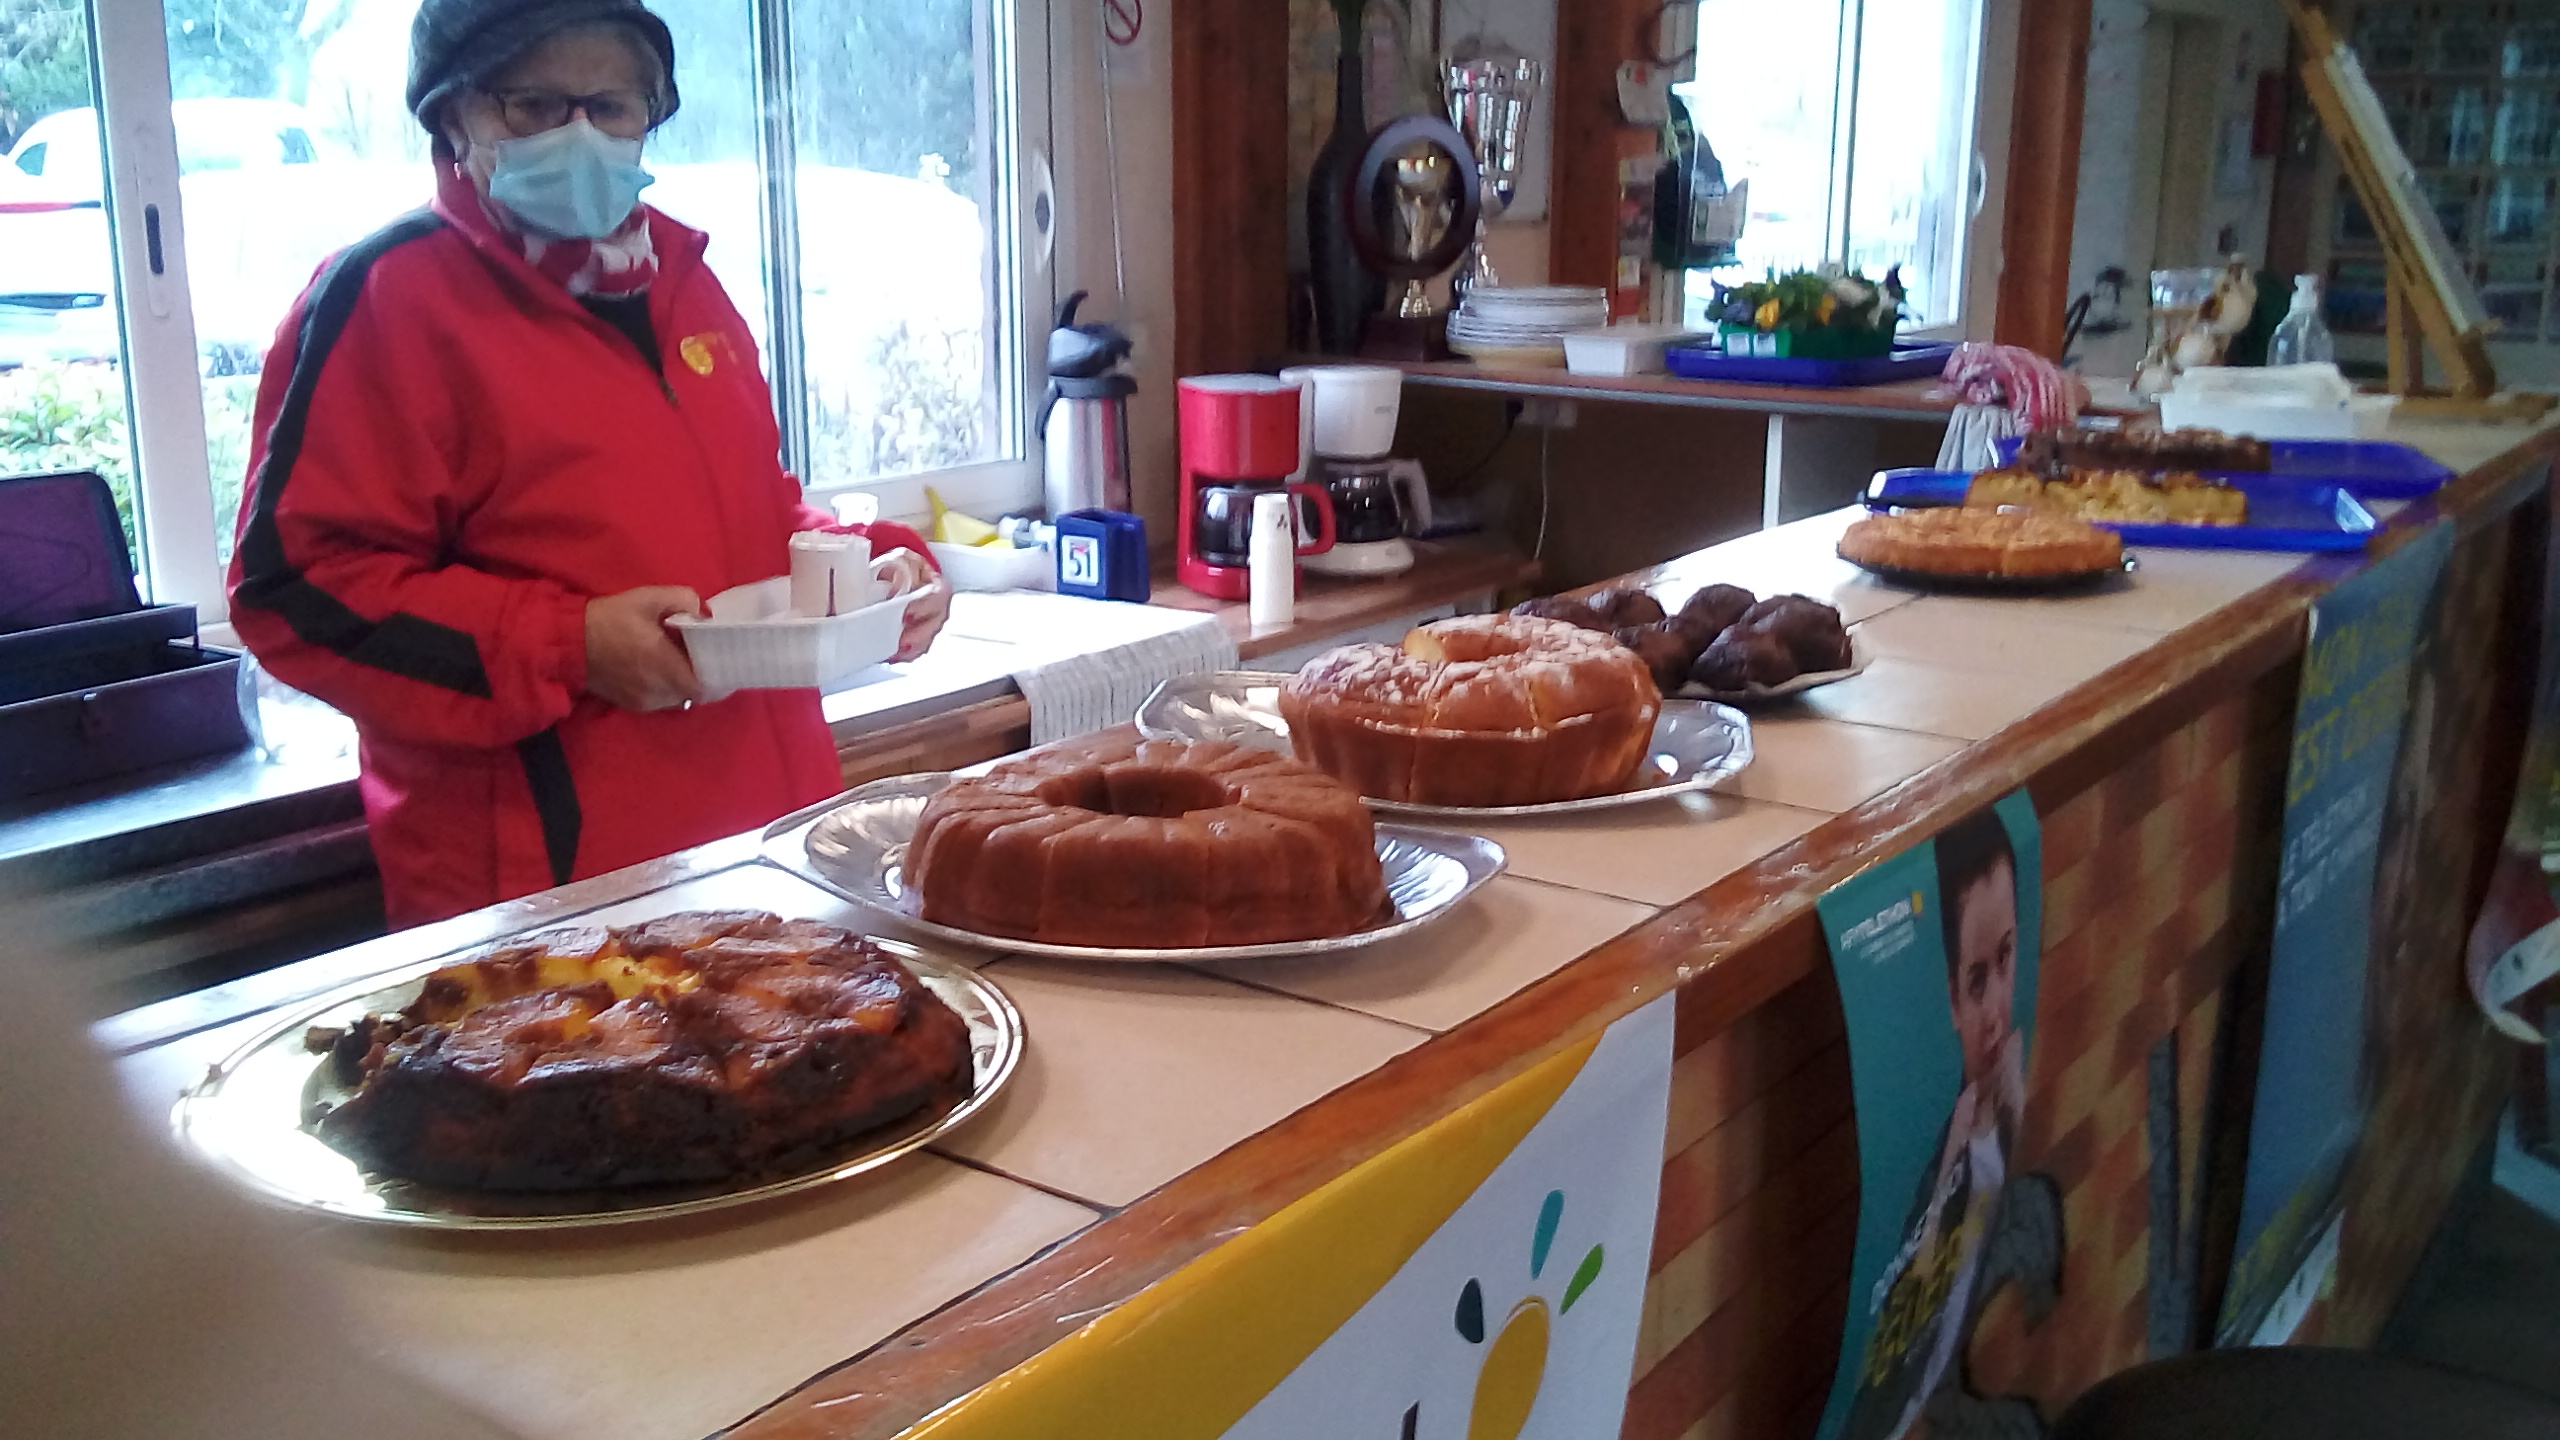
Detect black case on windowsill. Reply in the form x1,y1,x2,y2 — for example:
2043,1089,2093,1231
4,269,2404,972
0,470,248,801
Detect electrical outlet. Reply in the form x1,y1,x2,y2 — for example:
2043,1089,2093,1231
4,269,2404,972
1519,398,1579,429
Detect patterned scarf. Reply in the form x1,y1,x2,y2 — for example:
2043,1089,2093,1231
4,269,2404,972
439,159,659,298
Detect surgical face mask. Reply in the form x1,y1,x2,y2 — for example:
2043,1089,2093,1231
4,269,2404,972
475,117,654,240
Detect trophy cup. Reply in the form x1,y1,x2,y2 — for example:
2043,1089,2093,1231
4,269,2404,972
1346,114,1481,359
1445,57,1545,300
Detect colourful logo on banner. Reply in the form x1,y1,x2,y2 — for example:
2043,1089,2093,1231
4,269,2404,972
1439,1190,1609,1440
904,1000,1675,1440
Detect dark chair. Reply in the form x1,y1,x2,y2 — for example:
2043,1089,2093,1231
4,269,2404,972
2051,1347,2560,1440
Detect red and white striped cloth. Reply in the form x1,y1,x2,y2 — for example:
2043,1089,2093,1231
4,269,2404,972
1936,343,2091,470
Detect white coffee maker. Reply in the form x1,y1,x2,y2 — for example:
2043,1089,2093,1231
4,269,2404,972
1280,365,1429,577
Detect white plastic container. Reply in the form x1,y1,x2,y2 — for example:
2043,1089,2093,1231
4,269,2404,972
667,576,923,694
928,540,1056,592
1562,324,1698,377
2159,365,2396,441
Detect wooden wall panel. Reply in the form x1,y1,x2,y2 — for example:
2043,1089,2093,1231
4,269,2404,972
1548,0,1651,289
1171,2,1294,376
1993,0,2095,356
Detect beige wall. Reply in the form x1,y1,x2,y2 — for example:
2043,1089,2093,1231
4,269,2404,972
2067,0,2287,376
1049,0,1180,540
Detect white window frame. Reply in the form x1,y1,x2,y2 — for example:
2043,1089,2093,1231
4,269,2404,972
91,0,222,620
72,0,1057,627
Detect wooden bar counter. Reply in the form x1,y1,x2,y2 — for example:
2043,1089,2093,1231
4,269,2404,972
103,415,2558,1440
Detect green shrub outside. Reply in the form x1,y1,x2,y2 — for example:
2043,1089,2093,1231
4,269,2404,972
0,362,262,568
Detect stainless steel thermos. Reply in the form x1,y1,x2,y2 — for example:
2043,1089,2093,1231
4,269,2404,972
1038,291,1136,518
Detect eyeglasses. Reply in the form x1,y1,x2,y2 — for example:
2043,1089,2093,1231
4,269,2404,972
481,87,659,139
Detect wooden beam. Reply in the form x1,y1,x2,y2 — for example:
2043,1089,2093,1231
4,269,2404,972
1169,1,1293,377
1993,0,2094,356
1549,0,1651,289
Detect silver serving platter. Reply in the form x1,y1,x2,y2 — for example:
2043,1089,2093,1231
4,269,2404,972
766,772,1507,962
1135,671,1756,818
171,936,1021,1230
1675,636,1873,705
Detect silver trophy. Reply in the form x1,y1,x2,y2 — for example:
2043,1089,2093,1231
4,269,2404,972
1445,57,1545,298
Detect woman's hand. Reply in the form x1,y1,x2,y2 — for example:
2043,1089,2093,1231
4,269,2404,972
876,550,951,662
583,586,707,711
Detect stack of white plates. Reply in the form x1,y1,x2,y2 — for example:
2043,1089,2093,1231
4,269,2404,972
1447,286,1609,366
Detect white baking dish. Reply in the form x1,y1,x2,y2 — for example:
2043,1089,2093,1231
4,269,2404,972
667,576,923,693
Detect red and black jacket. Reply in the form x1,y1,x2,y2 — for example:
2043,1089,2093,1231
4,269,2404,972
229,181,905,927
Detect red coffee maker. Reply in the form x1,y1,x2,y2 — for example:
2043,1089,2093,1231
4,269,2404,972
1177,375,1336,600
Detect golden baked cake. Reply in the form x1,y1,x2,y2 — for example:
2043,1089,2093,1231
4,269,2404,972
1280,613,1662,808
1839,508,2125,578
903,734,1388,948
309,911,974,1191
1964,466,2245,527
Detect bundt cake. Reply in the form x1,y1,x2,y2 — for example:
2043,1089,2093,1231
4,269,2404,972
308,911,974,1191
1279,613,1662,808
902,734,1389,948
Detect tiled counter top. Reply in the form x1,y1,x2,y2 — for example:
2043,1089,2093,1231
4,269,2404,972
102,414,2560,1440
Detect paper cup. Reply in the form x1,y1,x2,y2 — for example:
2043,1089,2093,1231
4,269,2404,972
790,531,874,616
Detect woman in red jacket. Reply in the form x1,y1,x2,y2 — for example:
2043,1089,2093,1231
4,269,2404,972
227,0,945,928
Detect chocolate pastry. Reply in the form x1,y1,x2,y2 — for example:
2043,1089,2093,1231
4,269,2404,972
1614,620,1700,692
1688,637,1755,692
1586,587,1667,629
1510,595,1610,632
1691,629,1798,690
1734,629,1801,686
1739,595,1851,672
1674,584,1756,644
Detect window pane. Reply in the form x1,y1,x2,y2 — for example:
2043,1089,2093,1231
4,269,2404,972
1840,0,1981,328
1674,0,1847,296
163,0,433,564
1,0,144,559
789,0,1011,486
636,0,767,361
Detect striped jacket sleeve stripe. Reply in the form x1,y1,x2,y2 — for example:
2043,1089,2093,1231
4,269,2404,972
231,211,495,700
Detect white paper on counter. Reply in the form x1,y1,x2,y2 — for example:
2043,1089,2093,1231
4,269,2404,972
947,592,1239,745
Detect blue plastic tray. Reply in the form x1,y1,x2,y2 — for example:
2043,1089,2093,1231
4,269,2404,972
1988,435,2453,500
1865,469,2379,552
1663,340,1954,388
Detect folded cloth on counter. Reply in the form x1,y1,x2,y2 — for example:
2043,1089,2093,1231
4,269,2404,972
963,593,1239,744
1935,342,2090,470
1938,403,2021,473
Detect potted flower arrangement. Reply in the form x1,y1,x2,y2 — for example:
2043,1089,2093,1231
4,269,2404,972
1712,265,1906,360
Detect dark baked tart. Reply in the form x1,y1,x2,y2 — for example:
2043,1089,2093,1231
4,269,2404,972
306,910,975,1191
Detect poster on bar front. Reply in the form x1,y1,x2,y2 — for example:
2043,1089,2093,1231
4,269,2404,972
2219,521,2454,1344
900,996,1675,1440
2466,471,2560,1165
1813,791,2060,1440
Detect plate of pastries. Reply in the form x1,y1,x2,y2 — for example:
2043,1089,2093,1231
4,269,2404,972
1142,612,1757,818
1837,506,2133,591
172,911,1021,1227
783,733,1508,962
1511,585,1864,703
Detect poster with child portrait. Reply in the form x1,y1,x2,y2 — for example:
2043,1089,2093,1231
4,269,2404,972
1814,791,2062,1440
